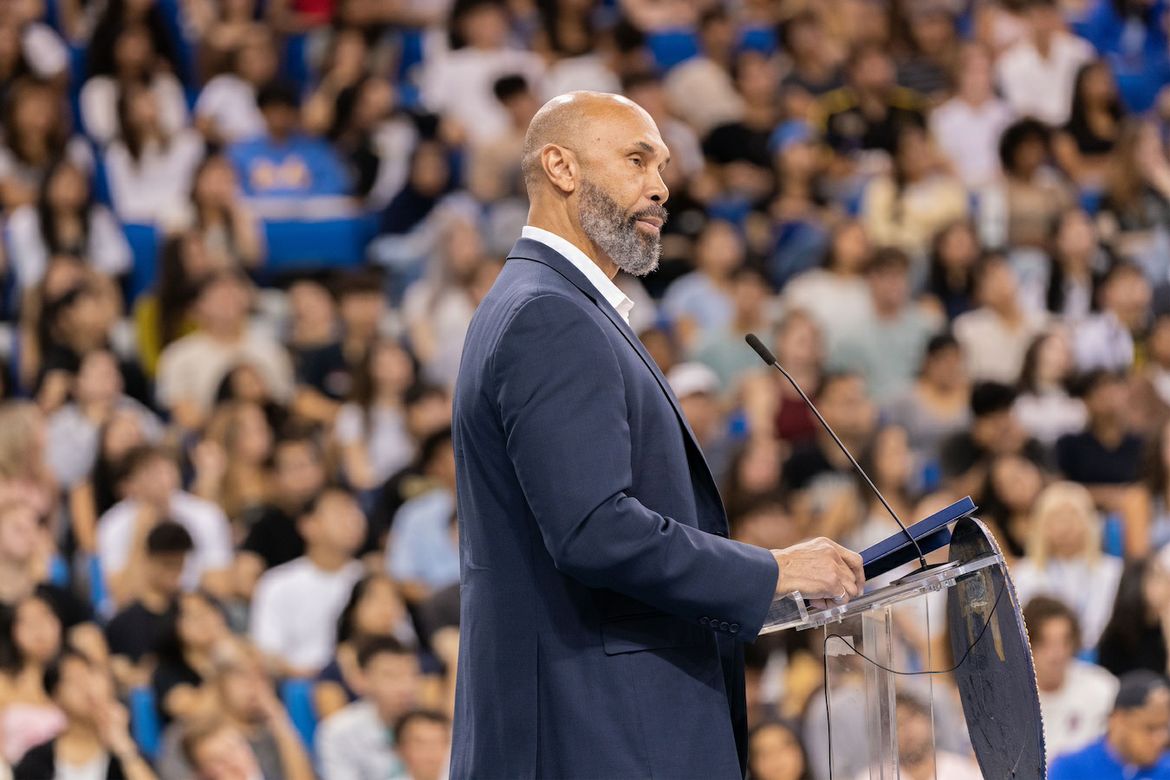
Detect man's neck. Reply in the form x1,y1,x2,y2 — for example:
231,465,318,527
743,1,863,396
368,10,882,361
1091,419,1126,448
526,217,618,280
307,548,352,572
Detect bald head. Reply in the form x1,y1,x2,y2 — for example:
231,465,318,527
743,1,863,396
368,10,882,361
521,91,670,279
521,91,662,194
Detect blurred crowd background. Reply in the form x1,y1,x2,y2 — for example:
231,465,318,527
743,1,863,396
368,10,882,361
1,0,1170,776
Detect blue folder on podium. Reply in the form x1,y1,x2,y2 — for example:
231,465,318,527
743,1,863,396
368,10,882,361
859,496,977,581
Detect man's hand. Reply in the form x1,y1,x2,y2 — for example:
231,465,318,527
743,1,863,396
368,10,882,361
771,537,865,610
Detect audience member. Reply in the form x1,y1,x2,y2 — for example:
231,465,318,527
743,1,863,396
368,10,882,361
1055,369,1143,512
249,487,365,677
316,635,420,780
995,0,1094,126
953,252,1047,384
1013,483,1122,647
1025,596,1118,763
1049,671,1170,780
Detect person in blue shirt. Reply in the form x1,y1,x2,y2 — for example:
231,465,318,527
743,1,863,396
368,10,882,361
1050,670,1170,779
228,81,352,199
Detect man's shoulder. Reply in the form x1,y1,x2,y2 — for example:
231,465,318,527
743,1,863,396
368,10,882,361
318,699,380,737
1068,659,1119,696
1049,739,1112,778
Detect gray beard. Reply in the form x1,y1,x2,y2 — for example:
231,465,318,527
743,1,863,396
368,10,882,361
577,179,665,278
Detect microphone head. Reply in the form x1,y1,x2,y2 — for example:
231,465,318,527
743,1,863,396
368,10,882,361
745,333,777,366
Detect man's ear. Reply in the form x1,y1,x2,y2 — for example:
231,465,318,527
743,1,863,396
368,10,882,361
541,144,578,195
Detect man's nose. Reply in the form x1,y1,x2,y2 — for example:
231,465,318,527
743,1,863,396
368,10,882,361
647,171,669,205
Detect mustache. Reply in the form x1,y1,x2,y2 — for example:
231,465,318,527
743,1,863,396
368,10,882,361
630,204,669,225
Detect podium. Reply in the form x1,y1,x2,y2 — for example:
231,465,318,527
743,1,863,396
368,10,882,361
762,508,1046,780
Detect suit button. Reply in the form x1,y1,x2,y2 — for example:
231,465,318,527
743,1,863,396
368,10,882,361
720,621,729,631
730,623,739,634
699,617,709,626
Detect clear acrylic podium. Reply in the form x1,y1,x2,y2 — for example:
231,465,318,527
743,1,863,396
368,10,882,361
760,515,1047,780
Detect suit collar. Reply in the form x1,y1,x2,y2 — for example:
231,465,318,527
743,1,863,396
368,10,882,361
506,238,723,511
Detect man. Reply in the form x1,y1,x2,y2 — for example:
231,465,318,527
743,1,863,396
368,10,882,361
227,81,352,199
316,636,420,780
666,362,735,483
829,247,942,404
181,705,314,780
1056,370,1143,512
930,43,1015,190
452,91,863,777
97,445,233,605
1049,671,1170,779
394,710,451,780
386,428,459,604
249,486,364,677
868,694,981,780
1024,596,1118,763
1074,262,1151,373
158,640,314,779
105,521,194,687
14,650,154,780
996,0,1094,126
781,372,877,497
939,381,1047,495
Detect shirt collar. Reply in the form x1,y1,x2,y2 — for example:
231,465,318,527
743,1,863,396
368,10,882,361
521,225,635,324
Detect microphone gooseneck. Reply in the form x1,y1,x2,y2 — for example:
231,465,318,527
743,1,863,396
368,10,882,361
745,333,929,572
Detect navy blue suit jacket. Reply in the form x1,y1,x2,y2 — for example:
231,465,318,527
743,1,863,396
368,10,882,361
451,237,779,779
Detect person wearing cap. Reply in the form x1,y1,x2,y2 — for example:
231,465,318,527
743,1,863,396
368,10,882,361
667,361,735,483
1049,670,1170,779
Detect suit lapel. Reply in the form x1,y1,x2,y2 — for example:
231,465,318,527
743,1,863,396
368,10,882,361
507,239,724,510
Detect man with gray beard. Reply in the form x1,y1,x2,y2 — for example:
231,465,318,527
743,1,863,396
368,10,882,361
450,91,862,778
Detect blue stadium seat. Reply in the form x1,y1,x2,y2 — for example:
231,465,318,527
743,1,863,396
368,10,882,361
1102,513,1125,558
129,686,162,760
647,29,700,71
280,678,318,752
123,223,162,303
738,26,777,56
262,213,379,273
48,554,70,587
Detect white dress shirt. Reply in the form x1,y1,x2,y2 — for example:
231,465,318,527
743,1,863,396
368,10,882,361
521,226,635,324
996,32,1094,126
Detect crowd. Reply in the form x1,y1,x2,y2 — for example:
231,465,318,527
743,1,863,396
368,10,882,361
1,0,1170,777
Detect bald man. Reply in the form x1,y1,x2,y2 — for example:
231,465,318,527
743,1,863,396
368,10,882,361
451,92,863,778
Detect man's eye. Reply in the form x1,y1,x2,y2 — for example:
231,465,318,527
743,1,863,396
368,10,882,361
630,157,644,167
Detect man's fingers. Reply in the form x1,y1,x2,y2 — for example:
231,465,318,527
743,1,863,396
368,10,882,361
833,559,859,598
831,540,866,588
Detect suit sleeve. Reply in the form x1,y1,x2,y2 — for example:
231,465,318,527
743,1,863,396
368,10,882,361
493,294,779,639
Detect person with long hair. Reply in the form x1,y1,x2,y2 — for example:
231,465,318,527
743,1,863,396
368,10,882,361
1014,329,1086,448
312,572,412,720
80,23,188,146
0,78,91,211
5,159,130,294
104,81,205,223
0,595,65,765
334,338,417,491
1012,481,1122,648
67,408,151,557
1054,60,1124,190
925,221,981,322
185,155,264,268
978,451,1046,560
1097,556,1170,677
192,23,276,145
747,719,812,780
1120,419,1170,560
782,221,873,349
150,590,229,725
1044,208,1111,323
861,124,969,262
1097,120,1170,270
191,400,273,531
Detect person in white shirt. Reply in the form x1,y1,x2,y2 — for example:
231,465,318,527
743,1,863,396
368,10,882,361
954,253,1047,384
79,25,189,146
155,270,294,431
316,635,420,780
419,1,544,145
104,82,205,223
96,445,234,607
930,42,1015,190
1024,595,1118,764
995,0,1094,126
1073,263,1150,373
249,487,365,678
1012,482,1123,648
194,26,278,145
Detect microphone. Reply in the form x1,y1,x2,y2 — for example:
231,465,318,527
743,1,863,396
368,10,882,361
745,333,928,572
